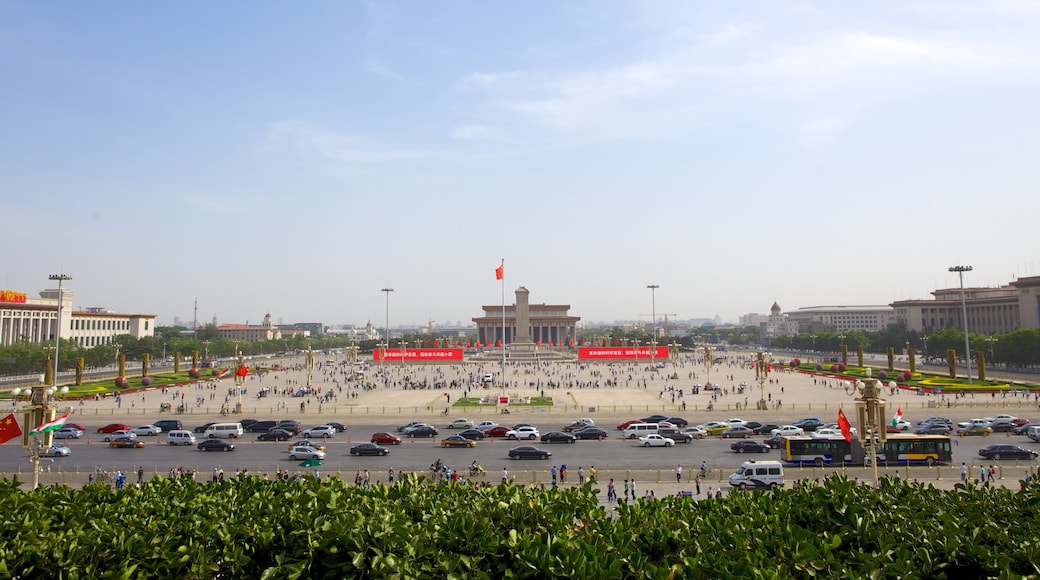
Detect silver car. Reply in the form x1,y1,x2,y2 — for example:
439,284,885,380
41,444,71,457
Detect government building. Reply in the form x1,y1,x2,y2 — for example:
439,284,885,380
472,288,580,347
0,287,155,348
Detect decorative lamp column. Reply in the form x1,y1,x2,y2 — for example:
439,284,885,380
12,380,70,490
234,351,247,414
755,351,771,410
886,347,894,372
908,347,916,374
703,346,714,389
976,351,987,382
845,368,898,487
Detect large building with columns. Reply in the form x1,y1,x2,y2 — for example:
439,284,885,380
0,287,156,348
473,287,580,347
890,275,1040,334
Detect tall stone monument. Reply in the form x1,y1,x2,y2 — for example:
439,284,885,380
509,286,536,355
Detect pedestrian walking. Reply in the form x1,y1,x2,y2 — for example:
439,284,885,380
960,462,967,482
676,464,683,483
623,478,629,500
502,467,509,484
695,475,701,496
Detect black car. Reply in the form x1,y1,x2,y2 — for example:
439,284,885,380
239,419,259,430
743,421,764,432
540,431,576,444
657,428,693,443
350,443,390,456
572,426,609,440
508,445,551,460
324,422,348,432
277,421,302,434
989,420,1016,433
198,439,235,452
1012,423,1033,435
193,422,216,434
245,420,278,433
665,417,689,428
764,435,784,449
408,425,439,438
641,414,669,424
978,444,1038,460
257,428,293,442
915,425,950,435
458,428,486,441
754,424,781,435
731,440,771,454
792,418,822,432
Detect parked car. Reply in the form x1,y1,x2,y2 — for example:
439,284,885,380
473,421,498,432
721,426,754,439
572,426,609,440
109,436,144,449
683,427,708,440
131,425,162,436
988,420,1016,433
257,429,293,442
482,426,513,438
726,418,748,427
916,424,951,435
978,444,1038,460
407,425,439,438
301,425,337,438
752,423,780,435
153,419,182,432
288,446,326,460
194,422,217,434
457,429,486,441
540,431,576,444
658,428,693,443
53,427,83,440
505,426,540,441
956,425,993,436
239,419,259,430
397,421,424,433
97,423,131,434
276,421,302,434
198,439,236,452
350,443,389,456
245,420,278,433
731,440,771,454
102,430,137,442
701,422,731,436
641,414,670,423
440,435,477,448
771,425,805,437
638,434,675,447
616,419,643,430
41,444,71,457
370,432,403,445
288,440,326,451
665,417,689,427
446,418,475,429
812,428,842,438
563,420,593,433
742,421,764,432
323,422,348,432
65,423,87,432
764,434,785,449
792,418,822,432
508,445,551,460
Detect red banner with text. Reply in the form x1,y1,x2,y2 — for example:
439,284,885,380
577,346,669,360
372,348,464,362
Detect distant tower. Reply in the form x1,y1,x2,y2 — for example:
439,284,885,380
263,313,274,328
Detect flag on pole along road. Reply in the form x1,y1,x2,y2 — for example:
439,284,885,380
495,261,504,280
891,407,903,427
30,412,69,436
0,414,22,445
218,368,231,378
837,408,853,443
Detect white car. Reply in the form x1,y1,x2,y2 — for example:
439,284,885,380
302,425,336,438
41,444,71,457
639,434,675,447
474,421,498,431
893,420,912,431
683,427,708,440
811,428,841,438
986,415,1017,423
770,425,805,437
53,428,83,440
505,426,540,441
447,418,474,429
132,425,162,436
288,446,326,460
102,430,138,442
727,418,748,427
402,423,433,435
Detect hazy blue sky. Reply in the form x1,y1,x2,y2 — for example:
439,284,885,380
3,1,1038,329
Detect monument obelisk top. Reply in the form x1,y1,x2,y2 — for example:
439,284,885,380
509,286,536,354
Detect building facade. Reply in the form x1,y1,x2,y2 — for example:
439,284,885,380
473,288,580,347
787,305,895,333
759,302,799,342
217,313,310,343
0,288,155,348
890,277,1040,334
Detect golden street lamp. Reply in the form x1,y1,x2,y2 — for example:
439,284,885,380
949,265,973,384
755,351,771,410
845,368,898,486
12,382,70,490
703,346,714,389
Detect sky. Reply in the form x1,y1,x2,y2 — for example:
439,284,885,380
3,1,1039,329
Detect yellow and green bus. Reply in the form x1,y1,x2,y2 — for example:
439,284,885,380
781,434,952,467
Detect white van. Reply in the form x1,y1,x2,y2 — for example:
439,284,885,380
166,430,197,446
204,423,244,439
729,460,784,490
623,423,659,440
1028,425,1040,442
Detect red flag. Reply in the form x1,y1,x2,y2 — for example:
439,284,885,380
537,339,541,347
495,262,504,280
837,408,853,443
0,414,22,445
580,338,585,346
497,339,502,348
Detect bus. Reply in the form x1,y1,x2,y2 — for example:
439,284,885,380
781,434,952,467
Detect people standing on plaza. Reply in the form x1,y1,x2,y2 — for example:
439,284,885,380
502,467,509,484
551,466,558,486
961,463,968,482
623,479,629,500
560,464,567,483
137,465,144,485
676,464,683,483
607,478,616,502
588,465,596,483
695,474,701,496
577,466,585,484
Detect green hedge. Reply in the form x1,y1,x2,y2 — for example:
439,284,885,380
0,475,1037,578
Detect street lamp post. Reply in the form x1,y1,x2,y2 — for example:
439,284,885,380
985,336,997,363
11,383,69,490
647,284,659,369
703,346,714,389
381,288,393,377
809,334,817,361
837,334,847,365
845,368,899,487
949,265,973,384
48,274,71,395
755,351,771,410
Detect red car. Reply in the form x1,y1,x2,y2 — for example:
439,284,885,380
66,423,87,432
482,425,512,438
616,419,642,431
98,423,131,434
371,432,402,445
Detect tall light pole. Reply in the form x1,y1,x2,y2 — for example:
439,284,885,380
949,265,973,384
647,284,659,368
381,288,393,375
755,351,771,410
48,274,72,392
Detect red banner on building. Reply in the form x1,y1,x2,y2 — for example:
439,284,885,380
0,290,27,304
577,346,670,360
372,348,464,362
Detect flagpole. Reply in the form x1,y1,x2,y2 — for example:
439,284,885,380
500,259,505,401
